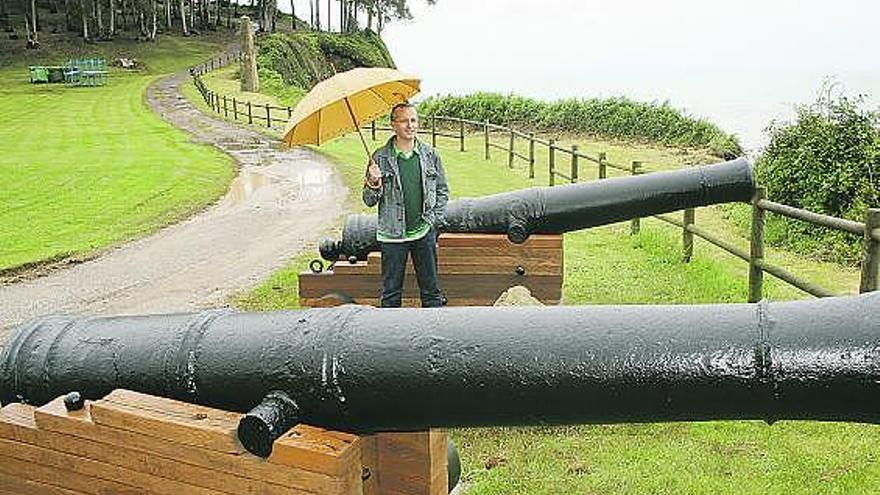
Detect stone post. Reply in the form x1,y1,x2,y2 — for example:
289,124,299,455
240,16,260,92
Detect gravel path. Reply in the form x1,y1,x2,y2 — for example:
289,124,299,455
0,69,349,342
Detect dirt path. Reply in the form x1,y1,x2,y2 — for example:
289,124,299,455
0,70,349,342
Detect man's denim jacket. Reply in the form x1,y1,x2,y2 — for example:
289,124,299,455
362,137,449,240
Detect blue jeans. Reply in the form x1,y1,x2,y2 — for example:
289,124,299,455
379,229,443,308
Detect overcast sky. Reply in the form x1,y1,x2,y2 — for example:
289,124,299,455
282,0,879,151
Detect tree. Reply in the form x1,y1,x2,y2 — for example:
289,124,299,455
289,0,295,29
178,0,188,34
79,0,89,39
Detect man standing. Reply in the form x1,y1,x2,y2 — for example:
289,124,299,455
363,103,449,307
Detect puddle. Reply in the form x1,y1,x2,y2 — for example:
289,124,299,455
220,149,342,210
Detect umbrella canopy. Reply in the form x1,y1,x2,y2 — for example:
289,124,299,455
282,67,421,152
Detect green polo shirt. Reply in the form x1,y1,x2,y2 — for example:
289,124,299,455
377,141,431,243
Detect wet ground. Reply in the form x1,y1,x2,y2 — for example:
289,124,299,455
0,70,349,343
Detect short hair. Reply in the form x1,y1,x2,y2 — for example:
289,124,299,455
390,102,416,122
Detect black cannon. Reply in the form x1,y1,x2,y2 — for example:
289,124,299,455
319,157,755,261
3,292,879,458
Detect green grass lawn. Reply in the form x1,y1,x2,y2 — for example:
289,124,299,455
230,128,870,493
0,35,236,275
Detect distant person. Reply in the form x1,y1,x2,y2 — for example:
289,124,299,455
362,103,449,307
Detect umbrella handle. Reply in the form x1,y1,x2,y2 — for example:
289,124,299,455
343,97,373,160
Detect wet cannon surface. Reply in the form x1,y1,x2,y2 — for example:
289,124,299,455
320,157,755,261
3,293,879,439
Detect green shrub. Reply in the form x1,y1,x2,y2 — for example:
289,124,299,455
755,88,879,264
418,93,742,158
257,30,394,91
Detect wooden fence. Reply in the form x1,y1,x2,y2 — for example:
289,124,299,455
190,52,294,129
189,56,880,301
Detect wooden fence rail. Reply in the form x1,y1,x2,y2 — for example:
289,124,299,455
189,54,879,301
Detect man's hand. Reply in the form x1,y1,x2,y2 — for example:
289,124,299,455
365,159,381,189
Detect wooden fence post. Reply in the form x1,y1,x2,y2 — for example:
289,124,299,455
630,161,642,234
266,103,271,127
247,101,253,125
288,106,292,120
682,208,695,263
431,115,437,148
223,95,228,117
528,133,535,179
748,187,766,303
459,119,465,152
232,98,238,120
598,152,607,180
549,139,556,187
570,144,578,184
371,120,377,141
859,208,880,293
508,130,515,169
484,120,490,160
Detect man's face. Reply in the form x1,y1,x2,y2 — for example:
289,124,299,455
391,106,418,141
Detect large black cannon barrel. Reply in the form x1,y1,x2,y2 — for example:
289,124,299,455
320,158,755,260
3,293,879,434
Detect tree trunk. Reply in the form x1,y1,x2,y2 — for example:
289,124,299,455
149,0,156,39
325,0,328,31
377,1,382,34
24,13,37,47
164,0,170,28
188,0,194,31
289,0,294,30
64,0,75,31
178,0,187,34
80,0,89,39
312,0,318,30
109,0,115,34
30,0,37,32
94,0,102,38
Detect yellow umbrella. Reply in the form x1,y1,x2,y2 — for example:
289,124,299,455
282,67,421,157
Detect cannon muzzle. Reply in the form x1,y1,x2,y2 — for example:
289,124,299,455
320,157,754,260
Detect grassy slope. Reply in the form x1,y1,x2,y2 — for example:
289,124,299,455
0,34,235,273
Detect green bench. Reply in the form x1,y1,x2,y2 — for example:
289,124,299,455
64,58,109,86
28,58,108,86
28,66,66,84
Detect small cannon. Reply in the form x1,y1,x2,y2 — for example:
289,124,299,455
3,292,879,457
319,158,755,261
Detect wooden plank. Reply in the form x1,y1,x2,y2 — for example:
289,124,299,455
301,297,561,308
0,437,226,495
330,252,562,276
1,405,285,495
331,262,560,276
21,422,299,494
90,389,244,454
32,397,354,494
360,436,380,495
0,454,147,495
373,430,447,495
300,273,562,299
0,471,87,495
438,233,561,249
437,245,564,258
268,423,360,477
